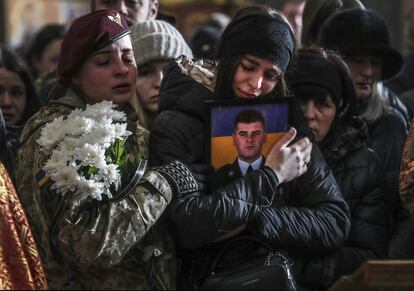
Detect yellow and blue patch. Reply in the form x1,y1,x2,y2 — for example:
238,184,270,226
36,170,49,187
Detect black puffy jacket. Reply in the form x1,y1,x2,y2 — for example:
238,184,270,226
309,117,390,288
149,57,350,286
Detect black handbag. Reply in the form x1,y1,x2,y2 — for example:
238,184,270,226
200,236,297,290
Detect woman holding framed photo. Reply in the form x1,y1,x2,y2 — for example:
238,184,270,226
149,5,350,289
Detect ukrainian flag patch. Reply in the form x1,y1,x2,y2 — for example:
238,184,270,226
36,170,49,187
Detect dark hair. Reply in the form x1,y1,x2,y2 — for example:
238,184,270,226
0,45,41,125
234,109,266,130
214,5,296,100
25,24,67,78
215,55,290,100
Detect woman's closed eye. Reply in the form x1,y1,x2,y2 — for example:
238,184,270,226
95,56,110,66
241,63,255,72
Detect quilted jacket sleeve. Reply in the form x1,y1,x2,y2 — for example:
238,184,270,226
248,145,350,253
168,167,280,249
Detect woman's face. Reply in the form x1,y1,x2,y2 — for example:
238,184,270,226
232,55,281,99
0,67,27,126
73,35,137,105
34,38,63,78
344,56,383,100
136,60,168,113
301,95,336,142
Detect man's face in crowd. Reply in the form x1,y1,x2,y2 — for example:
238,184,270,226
344,56,383,99
281,1,305,38
93,0,158,25
232,121,267,163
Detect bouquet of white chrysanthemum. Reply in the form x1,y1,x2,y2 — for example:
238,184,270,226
37,101,140,201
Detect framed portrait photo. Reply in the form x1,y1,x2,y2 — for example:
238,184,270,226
205,97,292,170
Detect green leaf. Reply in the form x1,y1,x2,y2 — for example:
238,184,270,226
87,166,99,175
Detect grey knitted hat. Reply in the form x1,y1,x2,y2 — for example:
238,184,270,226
131,20,193,66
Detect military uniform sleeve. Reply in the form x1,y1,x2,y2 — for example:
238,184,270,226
21,111,173,271
49,170,172,270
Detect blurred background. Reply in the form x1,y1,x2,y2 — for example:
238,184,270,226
0,0,412,55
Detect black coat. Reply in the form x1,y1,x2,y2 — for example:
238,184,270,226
149,57,350,286
366,111,413,254
313,118,391,287
368,112,407,202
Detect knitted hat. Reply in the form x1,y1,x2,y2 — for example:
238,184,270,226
130,20,193,66
216,13,295,73
318,9,403,80
58,9,129,78
286,49,356,121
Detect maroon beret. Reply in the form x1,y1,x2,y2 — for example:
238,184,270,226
58,9,130,78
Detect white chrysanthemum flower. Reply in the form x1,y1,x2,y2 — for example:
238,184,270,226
68,108,83,118
113,123,131,140
74,144,107,168
92,124,116,146
38,116,67,150
38,100,132,201
43,149,70,173
65,116,95,136
61,136,83,152
82,101,115,121
49,165,80,195
76,177,106,201
99,164,120,186
109,110,126,122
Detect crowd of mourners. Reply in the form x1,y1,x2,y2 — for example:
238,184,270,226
1,0,414,290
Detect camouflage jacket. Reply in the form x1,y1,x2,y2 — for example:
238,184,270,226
16,86,176,290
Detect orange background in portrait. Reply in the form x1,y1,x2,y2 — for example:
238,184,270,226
211,132,285,169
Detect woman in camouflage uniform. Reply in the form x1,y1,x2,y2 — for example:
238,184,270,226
15,9,199,290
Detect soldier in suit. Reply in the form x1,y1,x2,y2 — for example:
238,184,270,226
213,109,267,190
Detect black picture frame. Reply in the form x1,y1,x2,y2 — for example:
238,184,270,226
205,97,293,170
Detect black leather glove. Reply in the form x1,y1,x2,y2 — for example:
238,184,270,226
190,163,214,193
154,160,199,195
